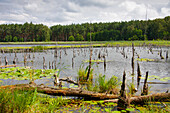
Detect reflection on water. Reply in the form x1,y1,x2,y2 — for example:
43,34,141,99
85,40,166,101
0,46,170,93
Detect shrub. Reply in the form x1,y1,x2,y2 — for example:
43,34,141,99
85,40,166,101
68,35,75,41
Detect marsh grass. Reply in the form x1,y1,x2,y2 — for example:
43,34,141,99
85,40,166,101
1,41,169,51
77,65,94,84
0,88,68,113
31,45,48,51
96,74,121,94
105,40,170,47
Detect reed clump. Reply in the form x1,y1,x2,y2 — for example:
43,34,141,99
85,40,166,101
0,88,67,112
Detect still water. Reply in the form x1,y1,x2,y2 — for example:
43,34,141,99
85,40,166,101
0,45,170,93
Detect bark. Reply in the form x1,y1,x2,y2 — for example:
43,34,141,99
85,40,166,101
117,71,128,110
59,77,79,86
86,48,92,81
0,84,118,100
131,43,135,83
104,93,170,104
141,71,149,95
137,62,141,89
0,65,17,68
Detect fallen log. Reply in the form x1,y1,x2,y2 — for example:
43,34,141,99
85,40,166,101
0,84,118,100
0,65,17,68
141,82,170,84
104,93,170,104
59,77,79,86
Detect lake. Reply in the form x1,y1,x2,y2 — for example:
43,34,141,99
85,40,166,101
0,45,170,94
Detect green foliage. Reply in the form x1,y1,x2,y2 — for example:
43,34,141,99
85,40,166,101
96,74,121,93
68,35,75,41
0,16,170,42
77,65,93,84
75,33,84,41
128,35,139,41
13,36,18,42
136,102,170,113
0,67,59,81
31,45,48,51
0,88,66,112
5,35,12,42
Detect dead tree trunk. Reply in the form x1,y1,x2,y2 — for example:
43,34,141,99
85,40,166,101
49,61,51,69
43,57,45,69
166,51,168,60
141,71,149,95
137,62,141,89
0,56,1,65
104,93,170,104
4,56,8,66
24,54,27,67
132,43,135,83
0,84,119,100
104,55,106,72
86,48,93,81
118,71,129,110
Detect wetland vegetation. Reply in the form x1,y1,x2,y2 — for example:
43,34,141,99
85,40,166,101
0,41,170,112
0,15,170,112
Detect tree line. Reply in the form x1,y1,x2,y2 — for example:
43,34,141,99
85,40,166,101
0,16,169,42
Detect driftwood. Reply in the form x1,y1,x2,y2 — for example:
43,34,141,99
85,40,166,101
59,77,79,86
104,93,170,104
141,82,170,84
0,65,17,68
0,84,118,100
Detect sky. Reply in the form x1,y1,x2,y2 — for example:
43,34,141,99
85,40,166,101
0,0,170,26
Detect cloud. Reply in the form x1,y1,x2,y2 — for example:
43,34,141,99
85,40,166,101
161,1,170,16
0,0,169,26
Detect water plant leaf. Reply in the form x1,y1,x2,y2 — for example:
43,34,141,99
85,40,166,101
136,58,157,62
0,67,59,81
126,108,135,111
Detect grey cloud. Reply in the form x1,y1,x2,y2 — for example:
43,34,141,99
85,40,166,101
70,0,111,8
0,0,169,26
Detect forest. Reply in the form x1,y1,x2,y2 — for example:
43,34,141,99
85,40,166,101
0,16,169,42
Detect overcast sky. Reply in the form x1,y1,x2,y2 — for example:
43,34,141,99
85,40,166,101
0,0,170,26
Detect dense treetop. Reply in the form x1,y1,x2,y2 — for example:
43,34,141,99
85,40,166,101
0,16,169,42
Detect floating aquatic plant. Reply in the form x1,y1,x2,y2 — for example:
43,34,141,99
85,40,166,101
0,67,59,80
136,58,157,62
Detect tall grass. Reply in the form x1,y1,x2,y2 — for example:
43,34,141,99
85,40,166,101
97,74,121,94
0,88,66,112
77,65,94,84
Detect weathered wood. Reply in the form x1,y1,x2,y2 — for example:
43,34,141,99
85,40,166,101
141,82,170,84
4,56,8,65
118,71,128,110
86,48,93,81
141,71,149,95
0,84,119,100
0,56,1,65
13,57,16,65
137,62,141,89
43,57,45,69
104,55,106,72
59,77,79,86
104,93,170,104
120,70,126,97
132,43,135,83
54,74,59,86
166,50,168,60
0,65,17,68
160,49,164,59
